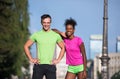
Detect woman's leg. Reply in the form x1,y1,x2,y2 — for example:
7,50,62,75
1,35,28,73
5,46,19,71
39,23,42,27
65,71,76,79
77,72,84,79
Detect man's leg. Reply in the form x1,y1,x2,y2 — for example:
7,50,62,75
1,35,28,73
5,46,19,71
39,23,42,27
32,64,45,79
45,65,56,79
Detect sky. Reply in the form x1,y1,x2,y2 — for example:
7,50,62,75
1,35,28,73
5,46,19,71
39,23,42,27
28,0,120,59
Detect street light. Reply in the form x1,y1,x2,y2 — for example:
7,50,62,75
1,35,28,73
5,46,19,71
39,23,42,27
100,0,110,79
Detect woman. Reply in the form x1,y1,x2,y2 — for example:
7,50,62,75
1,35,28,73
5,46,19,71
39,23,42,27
52,18,87,79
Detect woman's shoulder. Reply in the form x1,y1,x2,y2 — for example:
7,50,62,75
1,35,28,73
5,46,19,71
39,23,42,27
75,36,83,43
75,36,82,40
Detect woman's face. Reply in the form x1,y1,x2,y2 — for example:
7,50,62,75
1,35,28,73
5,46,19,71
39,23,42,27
65,24,75,37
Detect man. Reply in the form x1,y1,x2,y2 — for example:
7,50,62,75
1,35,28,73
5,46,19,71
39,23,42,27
24,14,65,79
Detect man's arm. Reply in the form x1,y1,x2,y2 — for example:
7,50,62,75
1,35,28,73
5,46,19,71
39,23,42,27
24,39,39,64
52,41,65,65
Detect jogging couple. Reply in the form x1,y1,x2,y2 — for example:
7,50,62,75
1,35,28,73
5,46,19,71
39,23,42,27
24,14,87,79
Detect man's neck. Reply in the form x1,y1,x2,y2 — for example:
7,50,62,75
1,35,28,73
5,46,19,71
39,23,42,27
43,29,51,32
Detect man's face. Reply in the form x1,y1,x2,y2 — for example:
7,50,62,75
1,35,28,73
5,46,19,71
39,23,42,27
41,18,51,31
66,25,74,37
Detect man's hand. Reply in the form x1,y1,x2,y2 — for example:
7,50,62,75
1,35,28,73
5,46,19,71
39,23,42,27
30,58,40,64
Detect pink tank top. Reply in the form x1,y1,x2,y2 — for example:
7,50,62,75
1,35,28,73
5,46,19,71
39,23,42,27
64,36,83,66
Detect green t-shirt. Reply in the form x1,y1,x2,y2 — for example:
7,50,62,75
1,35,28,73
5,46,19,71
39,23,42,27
30,30,62,64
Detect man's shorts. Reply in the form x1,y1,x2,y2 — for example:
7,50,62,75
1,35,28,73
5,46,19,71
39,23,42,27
67,64,84,74
32,64,56,79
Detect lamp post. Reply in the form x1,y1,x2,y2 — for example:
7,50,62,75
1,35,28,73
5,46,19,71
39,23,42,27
100,0,110,79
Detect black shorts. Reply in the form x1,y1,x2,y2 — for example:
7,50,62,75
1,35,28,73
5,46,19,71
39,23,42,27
32,64,56,79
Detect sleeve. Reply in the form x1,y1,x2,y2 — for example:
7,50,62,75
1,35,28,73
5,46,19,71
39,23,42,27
29,33,37,42
56,34,63,43
78,37,83,46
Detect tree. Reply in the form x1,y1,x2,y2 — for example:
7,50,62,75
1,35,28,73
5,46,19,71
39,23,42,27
0,0,29,78
97,71,102,79
111,71,120,79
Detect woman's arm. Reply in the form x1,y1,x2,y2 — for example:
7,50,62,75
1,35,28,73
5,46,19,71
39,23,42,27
80,42,87,70
52,28,66,38
80,42,87,78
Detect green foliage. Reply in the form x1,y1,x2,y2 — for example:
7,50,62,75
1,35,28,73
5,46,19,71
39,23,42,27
0,0,29,78
97,71,102,79
111,71,120,79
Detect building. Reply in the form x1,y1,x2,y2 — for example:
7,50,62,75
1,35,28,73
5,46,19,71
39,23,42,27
94,53,120,79
87,60,94,79
55,45,67,79
90,35,102,59
117,36,120,52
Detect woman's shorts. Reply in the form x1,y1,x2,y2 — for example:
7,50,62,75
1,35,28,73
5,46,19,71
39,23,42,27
67,64,84,74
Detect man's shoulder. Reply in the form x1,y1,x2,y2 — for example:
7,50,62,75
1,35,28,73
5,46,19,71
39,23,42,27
30,30,42,37
51,30,60,35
